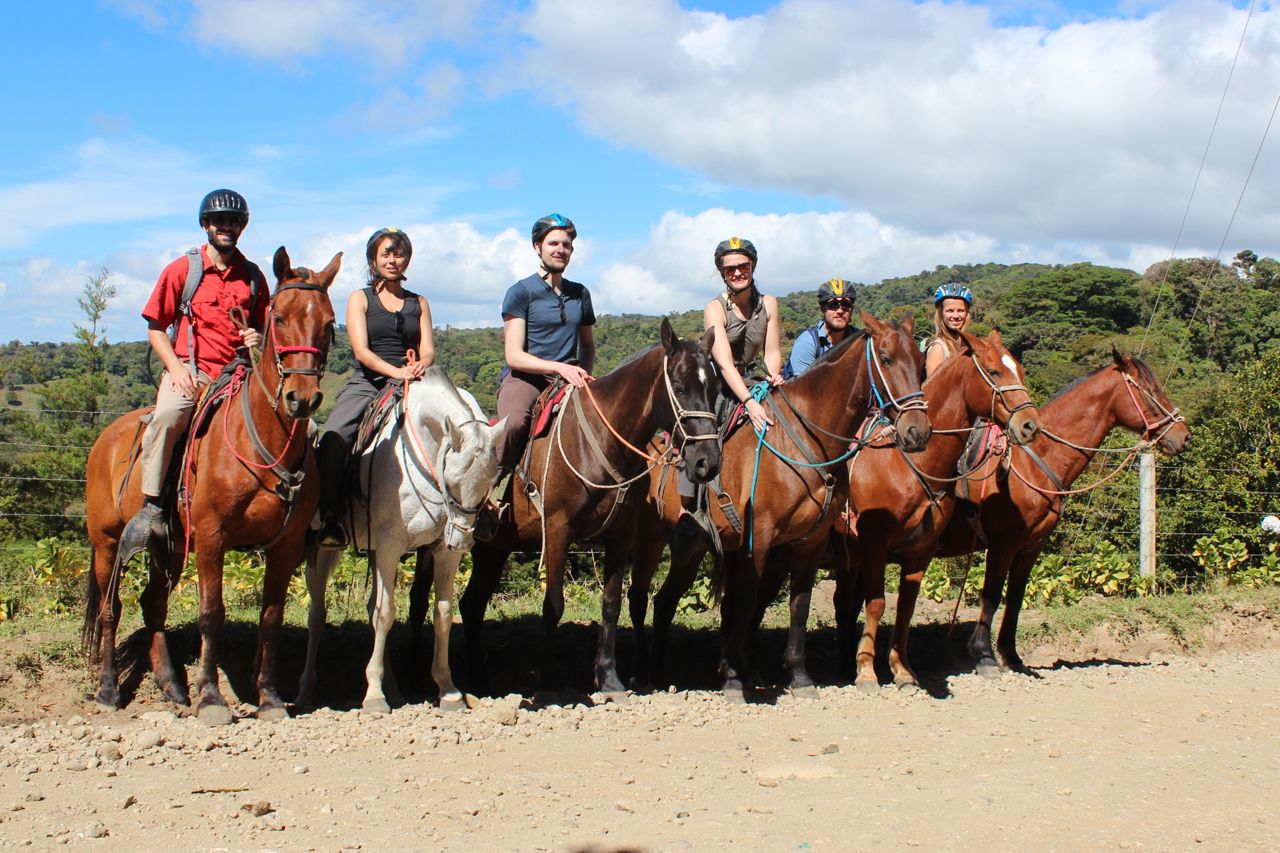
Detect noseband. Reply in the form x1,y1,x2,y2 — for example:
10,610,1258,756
662,354,718,447
865,337,928,422
234,279,331,412
969,353,1036,422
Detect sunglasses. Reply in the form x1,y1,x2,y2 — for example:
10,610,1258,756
822,299,854,312
556,291,566,325
206,213,246,228
721,262,752,279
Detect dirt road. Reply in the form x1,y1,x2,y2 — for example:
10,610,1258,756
2,638,1277,851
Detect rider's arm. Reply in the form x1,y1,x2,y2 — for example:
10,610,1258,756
577,325,596,376
762,294,784,383
415,296,436,370
705,299,771,431
924,339,946,377
502,316,592,387
784,328,817,379
147,323,196,397
348,290,415,381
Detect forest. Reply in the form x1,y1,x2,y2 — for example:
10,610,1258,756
2,251,1278,605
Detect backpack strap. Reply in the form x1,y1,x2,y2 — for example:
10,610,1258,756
170,249,266,375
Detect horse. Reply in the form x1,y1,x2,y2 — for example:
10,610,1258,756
457,318,721,700
296,368,505,713
83,247,339,724
828,330,1040,691
630,311,931,699
933,349,1190,675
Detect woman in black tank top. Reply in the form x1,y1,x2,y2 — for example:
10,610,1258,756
316,227,437,548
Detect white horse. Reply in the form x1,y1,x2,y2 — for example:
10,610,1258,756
297,366,505,713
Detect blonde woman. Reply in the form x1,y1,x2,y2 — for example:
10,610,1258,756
923,282,973,377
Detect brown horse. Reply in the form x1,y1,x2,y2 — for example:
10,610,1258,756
83,247,339,723
829,330,1040,691
933,349,1190,675
631,311,931,699
458,319,721,699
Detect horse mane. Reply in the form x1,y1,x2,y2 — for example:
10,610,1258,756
1048,355,1158,404
612,343,660,372
411,364,472,418
805,328,870,373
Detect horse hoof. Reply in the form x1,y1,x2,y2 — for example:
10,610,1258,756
362,698,391,715
93,688,120,710
789,684,819,700
722,686,747,704
896,681,922,695
257,704,289,722
599,690,629,706
197,704,234,727
855,679,880,693
976,659,1002,679
162,686,191,707
438,695,466,713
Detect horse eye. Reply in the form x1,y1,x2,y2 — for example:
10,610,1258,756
880,355,891,366
273,315,286,326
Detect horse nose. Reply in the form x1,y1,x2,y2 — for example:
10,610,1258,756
309,391,323,411
1017,416,1039,444
692,455,710,481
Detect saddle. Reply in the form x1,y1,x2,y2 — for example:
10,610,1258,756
530,380,571,441
354,382,405,457
955,418,1008,504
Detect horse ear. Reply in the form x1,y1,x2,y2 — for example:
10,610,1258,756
899,313,915,336
490,416,509,442
698,328,715,354
313,252,343,290
660,318,678,356
273,247,292,283
956,330,979,356
988,328,1004,348
445,416,465,450
1112,346,1131,370
859,310,883,333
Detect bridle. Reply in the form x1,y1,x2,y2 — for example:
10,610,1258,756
400,383,492,542
661,353,718,451
969,352,1036,424
1122,371,1185,445
231,278,331,412
865,337,929,420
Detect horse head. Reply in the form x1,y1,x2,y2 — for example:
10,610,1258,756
659,318,722,484
858,310,931,453
438,410,508,551
1110,348,1190,455
956,329,1040,445
267,247,341,420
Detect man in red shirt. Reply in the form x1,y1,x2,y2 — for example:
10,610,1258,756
119,189,267,553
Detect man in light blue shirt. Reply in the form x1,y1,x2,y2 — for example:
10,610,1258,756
783,278,859,378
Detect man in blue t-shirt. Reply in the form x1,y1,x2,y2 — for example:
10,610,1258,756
783,278,858,379
494,213,597,472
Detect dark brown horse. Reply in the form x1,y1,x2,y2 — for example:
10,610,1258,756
458,319,721,699
631,311,931,699
934,350,1190,675
84,247,339,723
829,330,1040,690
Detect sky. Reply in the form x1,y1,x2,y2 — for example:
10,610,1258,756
0,0,1275,344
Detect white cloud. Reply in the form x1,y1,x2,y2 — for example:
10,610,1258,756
516,0,1280,254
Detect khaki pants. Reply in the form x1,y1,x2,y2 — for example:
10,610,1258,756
140,368,209,497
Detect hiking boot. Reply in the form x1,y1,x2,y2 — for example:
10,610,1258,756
473,502,501,543
119,502,167,564
670,509,714,567
317,516,348,550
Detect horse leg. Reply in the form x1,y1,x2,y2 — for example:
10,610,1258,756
142,546,187,706
855,536,889,691
459,541,506,697
782,542,826,698
652,546,705,689
429,550,467,712
889,556,928,691
719,551,760,703
594,523,632,702
407,546,433,691
193,543,233,725
969,542,1015,677
86,539,124,709
627,524,666,690
297,544,337,707
254,543,299,720
995,548,1040,674
832,543,863,682
538,531,572,690
362,546,399,714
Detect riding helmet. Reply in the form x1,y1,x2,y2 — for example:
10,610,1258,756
714,236,758,269
531,213,577,246
932,282,973,306
198,189,249,224
817,278,853,305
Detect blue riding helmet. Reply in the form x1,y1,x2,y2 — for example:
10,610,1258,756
532,214,577,246
932,282,973,306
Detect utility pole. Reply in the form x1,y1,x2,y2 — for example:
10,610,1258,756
1139,452,1157,579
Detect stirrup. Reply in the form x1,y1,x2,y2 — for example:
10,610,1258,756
317,518,348,550
473,500,505,543
118,504,167,566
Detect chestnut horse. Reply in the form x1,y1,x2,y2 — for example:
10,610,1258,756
829,330,1040,691
631,311,931,699
458,319,721,699
933,350,1190,675
83,247,339,724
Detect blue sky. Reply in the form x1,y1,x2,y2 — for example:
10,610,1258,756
1,0,1275,343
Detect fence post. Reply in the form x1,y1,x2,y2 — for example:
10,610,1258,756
1139,452,1157,579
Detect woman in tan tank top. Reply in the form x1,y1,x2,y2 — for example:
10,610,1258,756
704,236,783,434
923,281,973,377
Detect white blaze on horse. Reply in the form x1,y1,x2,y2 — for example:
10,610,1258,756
297,366,505,713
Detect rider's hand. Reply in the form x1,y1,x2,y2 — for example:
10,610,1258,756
767,372,784,386
167,368,197,399
395,364,420,382
240,328,262,349
558,363,593,389
745,398,771,433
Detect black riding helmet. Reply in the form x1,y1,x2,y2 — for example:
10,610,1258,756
817,278,853,304
714,236,757,269
531,213,577,246
198,189,249,224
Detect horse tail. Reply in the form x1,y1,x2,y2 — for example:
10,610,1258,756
81,557,105,665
